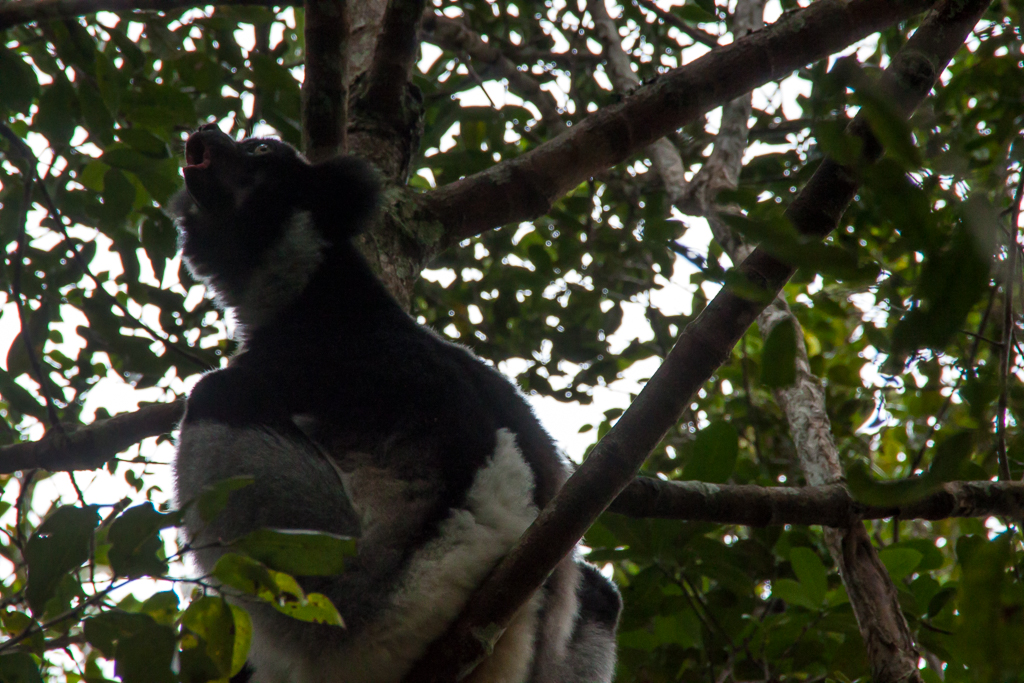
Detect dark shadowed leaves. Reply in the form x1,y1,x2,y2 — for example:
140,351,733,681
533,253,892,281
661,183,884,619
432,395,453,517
847,432,974,506
107,503,179,578
0,653,43,683
24,505,100,614
83,611,175,683
891,200,997,360
761,318,797,388
956,534,1024,677
683,420,738,483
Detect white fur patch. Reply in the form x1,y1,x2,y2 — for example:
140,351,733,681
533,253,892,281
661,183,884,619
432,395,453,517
236,210,326,330
264,428,540,683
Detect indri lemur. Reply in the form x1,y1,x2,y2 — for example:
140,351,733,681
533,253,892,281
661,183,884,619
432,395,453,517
172,125,621,683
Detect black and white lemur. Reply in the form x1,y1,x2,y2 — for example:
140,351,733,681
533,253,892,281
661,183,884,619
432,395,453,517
171,125,621,683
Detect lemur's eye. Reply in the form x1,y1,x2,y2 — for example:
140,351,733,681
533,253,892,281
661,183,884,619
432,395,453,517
251,143,272,156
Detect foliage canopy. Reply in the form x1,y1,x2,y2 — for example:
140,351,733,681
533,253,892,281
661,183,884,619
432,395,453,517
0,0,1023,681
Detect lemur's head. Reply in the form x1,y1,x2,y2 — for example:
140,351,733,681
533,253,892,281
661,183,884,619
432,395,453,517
171,125,379,330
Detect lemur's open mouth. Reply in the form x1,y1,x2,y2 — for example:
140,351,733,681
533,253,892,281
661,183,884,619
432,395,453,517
184,136,212,170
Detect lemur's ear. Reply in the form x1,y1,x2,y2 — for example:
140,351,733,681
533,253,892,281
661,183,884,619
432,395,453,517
300,156,381,240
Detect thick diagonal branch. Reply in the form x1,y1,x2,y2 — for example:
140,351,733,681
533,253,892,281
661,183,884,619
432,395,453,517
403,0,990,679
420,0,937,246
672,0,923,676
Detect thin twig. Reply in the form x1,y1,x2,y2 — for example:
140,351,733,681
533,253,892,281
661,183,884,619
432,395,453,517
632,0,719,47
6,145,63,430
0,581,128,654
909,286,998,472
0,123,212,370
997,171,1024,481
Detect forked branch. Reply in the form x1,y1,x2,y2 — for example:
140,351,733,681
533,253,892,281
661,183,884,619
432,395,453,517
403,0,992,679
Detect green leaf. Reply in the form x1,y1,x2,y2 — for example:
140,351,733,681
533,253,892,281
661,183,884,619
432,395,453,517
891,205,996,357
182,596,236,677
878,548,922,581
652,613,700,649
618,628,659,652
211,553,279,597
82,611,161,659
35,78,77,148
789,547,828,607
25,506,100,614
772,578,819,611
78,80,115,146
0,653,44,683
228,605,253,677
853,86,921,168
139,591,180,625
99,168,137,223
957,535,1024,676
761,318,797,388
0,48,40,114
927,431,974,481
233,528,356,576
114,621,176,683
107,503,178,578
683,420,738,483
676,5,717,22
847,432,974,507
117,128,170,158
272,591,343,626
191,476,255,523
845,461,939,507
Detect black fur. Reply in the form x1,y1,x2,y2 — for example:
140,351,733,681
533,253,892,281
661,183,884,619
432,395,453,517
171,127,620,683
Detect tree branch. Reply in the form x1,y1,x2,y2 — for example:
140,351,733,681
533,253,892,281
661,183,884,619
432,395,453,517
6,400,1021,530
609,477,1024,526
420,0,937,246
302,0,350,162
0,0,276,31
0,401,184,474
668,0,924,674
359,0,427,124
403,0,990,679
421,12,565,134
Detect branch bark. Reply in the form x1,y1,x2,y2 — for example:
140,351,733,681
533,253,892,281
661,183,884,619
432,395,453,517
419,0,937,246
360,0,427,125
0,401,183,474
3,407,1023,528
420,12,566,135
403,0,990,679
669,0,922,674
609,477,1024,526
302,0,349,161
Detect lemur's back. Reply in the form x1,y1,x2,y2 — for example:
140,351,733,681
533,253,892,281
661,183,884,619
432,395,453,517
171,126,620,683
